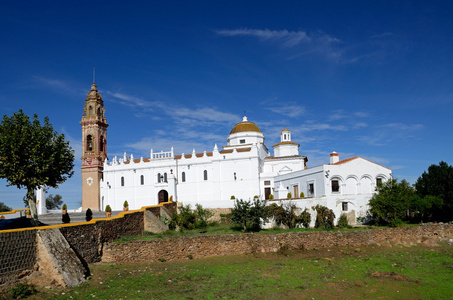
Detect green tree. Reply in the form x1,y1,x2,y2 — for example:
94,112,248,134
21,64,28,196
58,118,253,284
369,178,414,226
0,110,74,225
230,199,266,232
0,202,12,212
46,194,63,210
415,161,453,220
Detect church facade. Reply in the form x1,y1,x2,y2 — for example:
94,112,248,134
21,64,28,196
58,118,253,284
81,83,392,225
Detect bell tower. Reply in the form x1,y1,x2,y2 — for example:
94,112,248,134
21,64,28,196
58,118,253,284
80,82,108,210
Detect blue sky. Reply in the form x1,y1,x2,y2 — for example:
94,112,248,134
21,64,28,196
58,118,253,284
1,1,452,209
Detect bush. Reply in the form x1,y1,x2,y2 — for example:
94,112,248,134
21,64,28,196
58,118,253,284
168,203,212,230
62,203,67,210
105,205,112,212
230,195,235,200
10,282,37,299
123,200,129,207
62,212,70,224
287,192,292,198
268,194,274,200
85,208,93,221
265,202,311,229
299,192,305,198
313,205,335,230
337,213,349,228
230,198,266,232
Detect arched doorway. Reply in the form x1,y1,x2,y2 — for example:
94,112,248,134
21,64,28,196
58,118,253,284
158,190,168,204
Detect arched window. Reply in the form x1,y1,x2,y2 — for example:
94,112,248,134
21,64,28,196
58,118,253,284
87,135,93,151
234,172,237,181
331,180,340,193
164,173,167,183
121,176,125,187
99,135,104,152
157,173,161,183
140,175,144,185
204,170,208,181
182,172,186,182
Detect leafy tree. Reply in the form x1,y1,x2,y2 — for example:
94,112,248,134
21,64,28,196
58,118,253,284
230,199,266,232
369,178,414,226
415,161,453,220
46,194,63,210
0,202,11,212
313,205,335,229
0,110,74,225
410,194,443,222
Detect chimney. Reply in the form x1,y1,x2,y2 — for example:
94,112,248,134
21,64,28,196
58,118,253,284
330,151,339,164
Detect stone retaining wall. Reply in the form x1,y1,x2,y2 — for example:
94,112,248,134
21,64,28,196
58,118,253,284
102,224,453,263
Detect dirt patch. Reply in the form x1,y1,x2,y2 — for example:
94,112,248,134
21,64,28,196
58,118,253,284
368,271,410,281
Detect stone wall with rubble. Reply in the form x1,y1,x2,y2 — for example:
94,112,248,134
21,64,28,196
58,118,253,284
0,229,37,285
102,224,453,263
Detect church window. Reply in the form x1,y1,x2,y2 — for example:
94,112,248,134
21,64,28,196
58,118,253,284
182,172,186,182
376,178,382,187
240,139,246,144
342,202,348,211
87,135,93,151
121,176,125,186
164,173,167,183
308,183,314,196
157,173,161,183
204,170,208,181
140,175,144,185
331,180,340,193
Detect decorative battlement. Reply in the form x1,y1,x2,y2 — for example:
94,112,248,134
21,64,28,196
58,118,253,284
150,147,174,159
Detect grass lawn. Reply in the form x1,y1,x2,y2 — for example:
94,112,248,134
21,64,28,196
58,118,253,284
16,243,453,300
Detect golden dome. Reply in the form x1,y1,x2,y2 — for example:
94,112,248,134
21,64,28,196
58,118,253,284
230,117,262,134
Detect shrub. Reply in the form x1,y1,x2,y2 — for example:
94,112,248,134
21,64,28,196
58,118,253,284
299,192,305,198
287,192,292,198
85,208,93,221
299,208,311,228
168,203,212,230
62,212,70,223
230,195,235,200
188,254,193,259
230,198,266,232
313,205,335,230
265,202,311,229
268,194,274,200
337,213,349,228
10,283,37,299
219,213,231,224
158,258,166,262
62,203,67,210
123,200,129,207
105,205,112,212
254,195,259,199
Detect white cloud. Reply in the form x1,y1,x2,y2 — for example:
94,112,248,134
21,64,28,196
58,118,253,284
216,28,312,48
264,104,305,118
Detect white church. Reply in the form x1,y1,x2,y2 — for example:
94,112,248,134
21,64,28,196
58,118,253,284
99,116,392,224
76,82,391,225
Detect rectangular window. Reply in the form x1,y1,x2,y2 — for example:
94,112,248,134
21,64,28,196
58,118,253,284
342,202,348,211
332,180,340,193
240,139,246,144
308,183,314,196
264,180,271,186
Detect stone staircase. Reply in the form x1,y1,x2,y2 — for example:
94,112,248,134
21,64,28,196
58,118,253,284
37,210,123,226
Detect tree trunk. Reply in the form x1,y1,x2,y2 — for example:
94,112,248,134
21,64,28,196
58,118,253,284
27,188,39,226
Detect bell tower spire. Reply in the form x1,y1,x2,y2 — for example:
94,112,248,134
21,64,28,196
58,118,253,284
80,81,108,210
